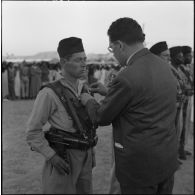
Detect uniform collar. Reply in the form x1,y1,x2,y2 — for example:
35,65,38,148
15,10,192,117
59,78,84,97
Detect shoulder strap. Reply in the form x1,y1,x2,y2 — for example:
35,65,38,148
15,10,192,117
179,65,193,87
170,67,185,91
42,81,85,135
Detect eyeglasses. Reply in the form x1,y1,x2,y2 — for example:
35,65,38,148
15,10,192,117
108,41,120,53
108,42,116,53
108,46,114,53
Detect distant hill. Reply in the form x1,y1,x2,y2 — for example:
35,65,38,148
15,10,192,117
3,51,59,61
3,51,117,63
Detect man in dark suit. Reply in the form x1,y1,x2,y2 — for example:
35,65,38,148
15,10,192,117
80,17,178,194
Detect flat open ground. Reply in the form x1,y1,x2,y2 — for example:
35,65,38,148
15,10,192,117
2,100,194,194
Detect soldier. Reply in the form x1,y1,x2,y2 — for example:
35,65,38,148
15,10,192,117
20,61,30,99
150,41,171,64
178,46,194,159
26,37,97,194
150,43,184,150
7,62,16,100
80,17,178,194
169,46,187,162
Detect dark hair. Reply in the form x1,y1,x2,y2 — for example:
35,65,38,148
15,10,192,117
107,17,145,44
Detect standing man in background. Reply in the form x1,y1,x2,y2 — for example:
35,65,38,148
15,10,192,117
20,61,30,99
150,43,185,162
29,63,42,99
81,17,178,194
7,62,16,100
178,46,194,159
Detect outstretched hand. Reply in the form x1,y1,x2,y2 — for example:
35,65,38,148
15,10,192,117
89,82,108,96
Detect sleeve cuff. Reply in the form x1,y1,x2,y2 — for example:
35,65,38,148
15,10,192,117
41,146,56,160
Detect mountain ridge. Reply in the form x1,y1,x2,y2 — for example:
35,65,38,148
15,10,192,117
3,51,115,61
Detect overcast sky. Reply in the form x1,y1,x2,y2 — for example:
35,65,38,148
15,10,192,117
2,1,194,56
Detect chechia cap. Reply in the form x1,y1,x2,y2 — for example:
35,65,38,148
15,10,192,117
181,46,192,55
169,46,182,58
150,41,168,55
57,37,84,58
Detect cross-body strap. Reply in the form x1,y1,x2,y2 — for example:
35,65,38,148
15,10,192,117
43,81,86,135
179,65,193,87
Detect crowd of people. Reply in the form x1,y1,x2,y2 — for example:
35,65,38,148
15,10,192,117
2,61,62,100
2,60,121,101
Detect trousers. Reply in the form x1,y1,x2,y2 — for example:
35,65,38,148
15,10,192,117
175,102,183,142
108,133,121,194
21,76,29,98
42,148,93,194
120,174,174,194
180,96,192,147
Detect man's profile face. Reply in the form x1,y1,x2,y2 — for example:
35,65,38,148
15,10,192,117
183,53,192,65
64,52,87,79
172,52,184,66
159,50,171,64
108,39,126,66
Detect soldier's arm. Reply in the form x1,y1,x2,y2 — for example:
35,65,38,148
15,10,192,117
26,88,56,160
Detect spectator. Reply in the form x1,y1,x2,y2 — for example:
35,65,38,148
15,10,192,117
41,62,50,86
14,63,21,99
7,62,16,100
2,61,9,99
29,63,42,99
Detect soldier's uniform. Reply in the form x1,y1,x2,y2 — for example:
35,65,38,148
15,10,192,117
169,64,185,140
26,37,97,194
27,78,95,194
169,46,194,160
150,42,184,140
178,62,194,159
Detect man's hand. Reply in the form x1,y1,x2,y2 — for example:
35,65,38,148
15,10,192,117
89,82,108,96
49,154,70,175
81,82,90,94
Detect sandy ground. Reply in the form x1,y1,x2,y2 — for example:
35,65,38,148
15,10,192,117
2,100,194,194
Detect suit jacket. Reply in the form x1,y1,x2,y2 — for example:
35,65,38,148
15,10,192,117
86,48,179,187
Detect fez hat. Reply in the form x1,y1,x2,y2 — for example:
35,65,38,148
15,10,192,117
181,46,192,55
57,37,84,58
169,46,182,58
150,41,168,55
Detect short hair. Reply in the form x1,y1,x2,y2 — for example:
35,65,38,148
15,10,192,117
107,17,145,44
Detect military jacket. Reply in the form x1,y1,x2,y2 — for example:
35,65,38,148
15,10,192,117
26,78,84,160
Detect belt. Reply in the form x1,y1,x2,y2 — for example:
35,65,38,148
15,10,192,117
45,127,98,151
